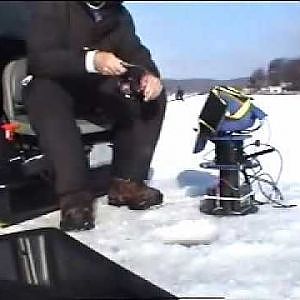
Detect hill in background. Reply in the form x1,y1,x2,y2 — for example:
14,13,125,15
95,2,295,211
163,77,249,94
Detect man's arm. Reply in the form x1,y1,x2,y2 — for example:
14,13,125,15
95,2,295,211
116,8,161,78
27,2,87,79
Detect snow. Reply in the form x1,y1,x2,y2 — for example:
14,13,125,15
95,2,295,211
151,219,219,245
1,94,300,299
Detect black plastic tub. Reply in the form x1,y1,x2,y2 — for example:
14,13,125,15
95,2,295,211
0,227,176,299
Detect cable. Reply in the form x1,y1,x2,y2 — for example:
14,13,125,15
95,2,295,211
239,101,288,208
247,162,278,204
243,142,283,186
241,140,295,208
247,173,296,208
259,143,283,185
199,130,293,209
255,172,281,200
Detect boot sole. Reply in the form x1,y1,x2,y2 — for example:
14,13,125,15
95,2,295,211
60,220,95,232
108,202,162,210
108,194,163,210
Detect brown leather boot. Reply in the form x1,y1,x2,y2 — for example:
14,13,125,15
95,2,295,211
107,178,163,210
59,190,95,231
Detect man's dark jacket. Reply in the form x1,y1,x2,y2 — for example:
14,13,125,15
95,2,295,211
27,1,160,79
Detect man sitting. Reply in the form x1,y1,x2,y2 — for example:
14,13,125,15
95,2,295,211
24,1,167,231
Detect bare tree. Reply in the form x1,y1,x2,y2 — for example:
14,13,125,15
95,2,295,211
282,59,300,90
268,58,286,86
249,68,266,89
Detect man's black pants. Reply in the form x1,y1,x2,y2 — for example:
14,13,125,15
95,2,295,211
24,76,166,196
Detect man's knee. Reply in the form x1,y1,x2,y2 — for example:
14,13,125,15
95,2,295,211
24,78,72,113
26,78,60,95
141,89,167,121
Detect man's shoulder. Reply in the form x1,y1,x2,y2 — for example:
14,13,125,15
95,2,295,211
32,1,68,12
118,6,134,25
31,1,76,20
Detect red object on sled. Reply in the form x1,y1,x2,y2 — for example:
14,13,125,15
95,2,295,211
1,123,20,141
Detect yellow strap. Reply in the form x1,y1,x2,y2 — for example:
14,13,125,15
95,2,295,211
0,221,8,228
212,86,252,120
211,88,227,105
217,86,252,101
226,99,251,120
199,119,217,133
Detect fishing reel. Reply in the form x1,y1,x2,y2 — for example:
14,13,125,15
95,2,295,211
118,64,146,102
118,76,143,101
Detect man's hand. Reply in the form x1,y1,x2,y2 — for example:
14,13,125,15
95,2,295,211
140,73,163,102
94,51,127,76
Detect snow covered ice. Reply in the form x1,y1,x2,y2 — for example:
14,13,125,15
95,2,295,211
1,94,300,299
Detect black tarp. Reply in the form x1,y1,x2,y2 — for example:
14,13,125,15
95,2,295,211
0,227,177,299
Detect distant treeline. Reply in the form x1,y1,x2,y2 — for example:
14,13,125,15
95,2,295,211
163,77,249,95
249,57,300,90
164,57,300,95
